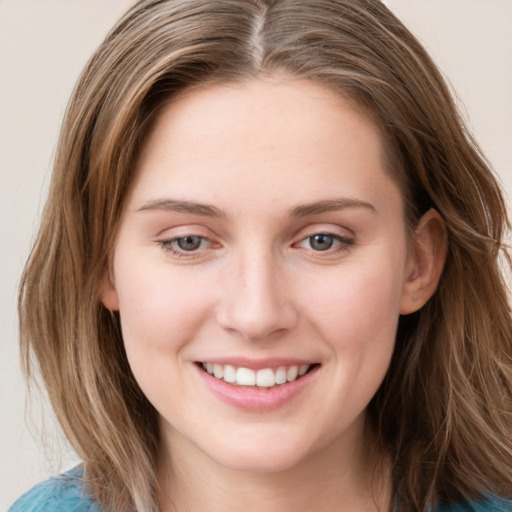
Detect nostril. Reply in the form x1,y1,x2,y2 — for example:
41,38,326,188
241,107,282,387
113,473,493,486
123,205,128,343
216,301,298,341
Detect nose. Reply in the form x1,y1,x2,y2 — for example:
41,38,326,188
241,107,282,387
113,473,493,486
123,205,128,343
216,250,298,341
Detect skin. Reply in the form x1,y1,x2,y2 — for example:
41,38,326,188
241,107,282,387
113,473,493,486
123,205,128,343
101,78,446,511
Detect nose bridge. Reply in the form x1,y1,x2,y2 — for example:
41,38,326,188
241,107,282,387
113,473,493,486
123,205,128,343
217,245,297,340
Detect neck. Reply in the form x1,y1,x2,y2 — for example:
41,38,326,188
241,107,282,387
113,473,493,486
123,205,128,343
157,418,392,512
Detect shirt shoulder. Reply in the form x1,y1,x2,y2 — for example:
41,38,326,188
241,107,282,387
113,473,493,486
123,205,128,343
8,466,102,512
436,497,512,511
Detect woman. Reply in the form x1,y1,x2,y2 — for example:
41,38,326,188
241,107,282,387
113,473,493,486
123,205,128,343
10,0,512,511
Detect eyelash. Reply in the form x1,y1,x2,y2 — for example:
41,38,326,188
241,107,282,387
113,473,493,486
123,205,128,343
158,236,211,258
157,231,355,259
296,231,355,254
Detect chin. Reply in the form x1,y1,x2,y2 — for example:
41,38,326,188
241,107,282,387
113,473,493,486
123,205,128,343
211,448,308,474
201,429,318,474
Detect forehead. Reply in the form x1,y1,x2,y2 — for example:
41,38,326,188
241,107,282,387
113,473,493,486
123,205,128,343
128,78,402,217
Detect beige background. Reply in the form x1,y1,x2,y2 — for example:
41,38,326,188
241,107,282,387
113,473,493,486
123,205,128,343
1,0,511,508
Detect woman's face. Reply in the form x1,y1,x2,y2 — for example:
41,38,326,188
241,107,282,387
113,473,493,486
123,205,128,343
102,78,417,474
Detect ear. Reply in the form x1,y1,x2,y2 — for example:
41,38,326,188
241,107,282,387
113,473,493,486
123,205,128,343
99,271,120,312
400,209,447,315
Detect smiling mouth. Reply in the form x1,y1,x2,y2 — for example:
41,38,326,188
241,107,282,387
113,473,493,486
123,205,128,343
197,362,319,389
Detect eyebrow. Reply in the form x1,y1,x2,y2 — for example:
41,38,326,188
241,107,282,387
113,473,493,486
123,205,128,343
290,198,377,217
137,197,377,218
137,199,225,218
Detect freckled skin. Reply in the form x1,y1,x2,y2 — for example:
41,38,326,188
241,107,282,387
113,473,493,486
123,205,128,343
102,78,421,509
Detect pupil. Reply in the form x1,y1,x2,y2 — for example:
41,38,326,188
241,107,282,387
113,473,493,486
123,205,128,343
310,234,333,251
177,236,202,251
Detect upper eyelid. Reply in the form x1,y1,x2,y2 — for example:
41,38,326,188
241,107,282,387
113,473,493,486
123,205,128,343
155,223,213,238
155,224,355,245
293,224,355,241
299,229,353,239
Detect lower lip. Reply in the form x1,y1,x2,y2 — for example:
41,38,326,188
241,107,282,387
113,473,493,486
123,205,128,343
195,364,319,411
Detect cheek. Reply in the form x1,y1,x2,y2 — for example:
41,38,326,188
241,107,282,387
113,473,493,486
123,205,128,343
113,263,216,410
307,267,404,339
113,257,214,356
283,256,406,451
299,245,407,383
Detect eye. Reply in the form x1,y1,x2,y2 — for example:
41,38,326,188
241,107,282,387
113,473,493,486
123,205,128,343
296,231,354,253
307,234,335,251
175,235,204,251
157,235,212,258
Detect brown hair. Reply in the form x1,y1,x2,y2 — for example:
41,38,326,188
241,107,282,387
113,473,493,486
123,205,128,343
19,1,512,510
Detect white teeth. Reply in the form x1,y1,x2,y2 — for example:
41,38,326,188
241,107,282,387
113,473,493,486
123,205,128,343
275,366,287,385
202,363,313,387
223,364,236,383
286,366,298,382
298,364,309,376
236,367,256,386
213,364,224,379
256,368,275,387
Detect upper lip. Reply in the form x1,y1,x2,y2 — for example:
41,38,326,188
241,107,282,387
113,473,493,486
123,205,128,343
195,357,319,370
